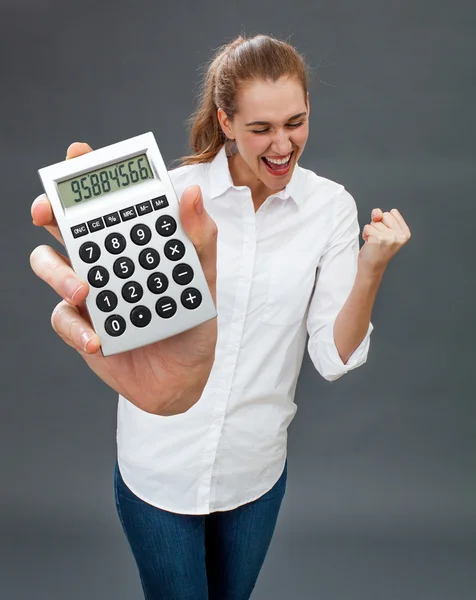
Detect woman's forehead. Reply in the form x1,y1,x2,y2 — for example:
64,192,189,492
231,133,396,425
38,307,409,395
235,77,307,120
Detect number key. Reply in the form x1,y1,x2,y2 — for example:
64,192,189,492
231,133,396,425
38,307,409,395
88,266,109,288
105,232,126,254
96,290,118,312
79,241,101,264
113,257,135,279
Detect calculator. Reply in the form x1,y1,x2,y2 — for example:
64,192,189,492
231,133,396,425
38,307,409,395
38,132,217,357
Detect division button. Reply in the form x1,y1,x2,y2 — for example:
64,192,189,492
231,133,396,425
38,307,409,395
87,217,105,233
130,224,152,246
79,241,101,264
147,272,169,294
136,200,153,215
96,290,118,312
120,206,137,221
155,296,177,319
104,212,121,227
88,265,109,288
105,232,126,254
172,263,194,285
104,314,126,337
122,281,144,303
113,257,135,279
71,223,88,238
155,215,177,237
130,305,152,328
181,287,202,310
139,248,160,270
152,195,169,210
164,239,185,261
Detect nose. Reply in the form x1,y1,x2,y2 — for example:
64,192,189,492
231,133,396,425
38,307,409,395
270,129,293,156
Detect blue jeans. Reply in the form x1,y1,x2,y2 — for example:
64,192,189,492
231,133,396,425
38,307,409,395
114,460,287,600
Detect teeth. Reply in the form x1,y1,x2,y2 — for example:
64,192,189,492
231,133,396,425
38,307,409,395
265,153,291,165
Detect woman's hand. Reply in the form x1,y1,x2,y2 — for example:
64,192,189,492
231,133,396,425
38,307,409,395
30,142,218,417
359,208,411,274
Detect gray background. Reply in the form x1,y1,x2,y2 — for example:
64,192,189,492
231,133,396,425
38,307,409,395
1,0,475,598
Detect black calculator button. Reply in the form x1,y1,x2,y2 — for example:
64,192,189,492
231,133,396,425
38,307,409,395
79,241,101,264
130,306,152,328
152,195,169,210
87,217,105,233
181,287,202,310
105,232,126,254
164,239,185,261
120,206,137,221
71,223,88,238
96,290,118,312
113,257,135,279
139,248,160,270
155,215,177,237
104,212,121,227
155,296,177,319
172,263,194,285
88,266,109,288
147,272,169,294
122,281,144,303
104,314,126,337
130,224,152,246
136,200,153,215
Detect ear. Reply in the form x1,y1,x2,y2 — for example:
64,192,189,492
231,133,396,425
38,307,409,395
217,107,234,140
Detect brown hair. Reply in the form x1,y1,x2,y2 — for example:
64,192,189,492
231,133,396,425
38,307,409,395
181,34,309,165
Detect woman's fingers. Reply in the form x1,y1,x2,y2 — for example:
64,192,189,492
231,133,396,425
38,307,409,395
51,300,101,354
32,142,95,246
30,244,87,305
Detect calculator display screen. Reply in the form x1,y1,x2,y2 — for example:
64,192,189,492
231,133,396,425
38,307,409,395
57,153,154,208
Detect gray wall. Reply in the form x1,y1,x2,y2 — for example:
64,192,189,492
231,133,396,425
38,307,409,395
1,0,475,598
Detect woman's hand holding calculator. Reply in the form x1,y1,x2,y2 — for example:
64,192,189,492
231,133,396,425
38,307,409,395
30,142,218,417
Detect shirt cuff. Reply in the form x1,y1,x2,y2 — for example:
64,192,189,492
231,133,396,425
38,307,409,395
309,321,374,382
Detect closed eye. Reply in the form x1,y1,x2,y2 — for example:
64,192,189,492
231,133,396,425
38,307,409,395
251,122,304,134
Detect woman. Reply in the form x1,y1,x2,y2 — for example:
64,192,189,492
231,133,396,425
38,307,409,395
30,34,411,600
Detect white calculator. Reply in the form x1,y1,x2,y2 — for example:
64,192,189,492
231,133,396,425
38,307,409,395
38,132,217,356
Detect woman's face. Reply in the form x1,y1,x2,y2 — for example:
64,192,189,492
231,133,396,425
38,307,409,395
218,76,309,192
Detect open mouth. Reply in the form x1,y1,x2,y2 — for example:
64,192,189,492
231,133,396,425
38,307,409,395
261,151,294,176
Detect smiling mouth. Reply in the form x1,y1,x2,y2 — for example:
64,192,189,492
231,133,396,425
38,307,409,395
261,151,294,175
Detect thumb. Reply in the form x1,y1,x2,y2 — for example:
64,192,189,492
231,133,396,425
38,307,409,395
371,208,383,222
178,185,218,305
65,142,93,160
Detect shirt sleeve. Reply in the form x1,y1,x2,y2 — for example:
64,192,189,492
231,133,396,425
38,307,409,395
306,188,374,382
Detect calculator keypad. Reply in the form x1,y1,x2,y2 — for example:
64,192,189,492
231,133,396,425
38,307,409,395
75,195,203,340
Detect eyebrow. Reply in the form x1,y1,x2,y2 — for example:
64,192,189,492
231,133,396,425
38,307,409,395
244,112,307,127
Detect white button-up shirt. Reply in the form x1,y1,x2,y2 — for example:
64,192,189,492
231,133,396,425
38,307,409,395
116,144,374,514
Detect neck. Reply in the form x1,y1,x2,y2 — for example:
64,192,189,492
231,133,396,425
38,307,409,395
228,152,283,208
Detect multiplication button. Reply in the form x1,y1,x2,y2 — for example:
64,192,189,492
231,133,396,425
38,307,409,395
152,195,169,210
71,223,88,239
181,287,202,310
172,263,194,285
130,306,152,328
155,297,177,319
164,239,185,261
104,315,126,337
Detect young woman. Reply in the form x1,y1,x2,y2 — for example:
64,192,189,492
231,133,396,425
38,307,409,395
30,34,411,600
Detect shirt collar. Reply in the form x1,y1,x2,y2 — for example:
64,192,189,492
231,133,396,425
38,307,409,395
208,143,303,207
